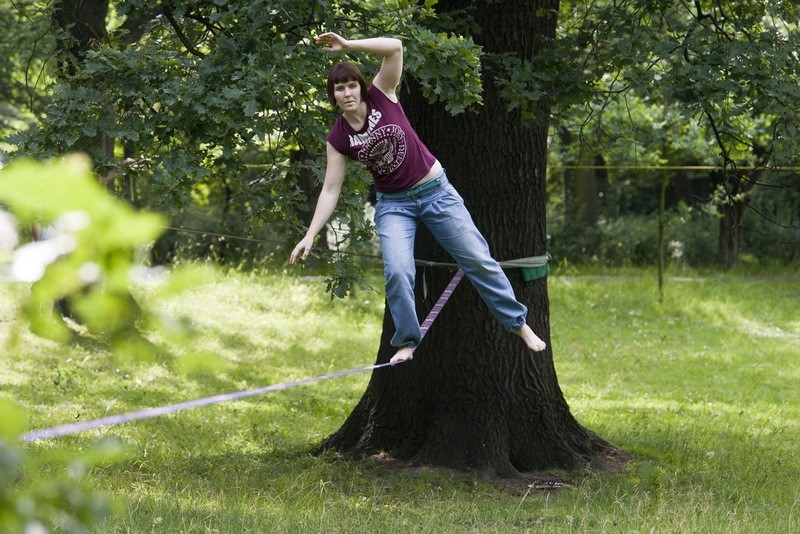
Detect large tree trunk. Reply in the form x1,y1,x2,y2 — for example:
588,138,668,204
319,0,613,475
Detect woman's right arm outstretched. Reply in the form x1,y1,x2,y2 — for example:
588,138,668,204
315,32,403,99
289,142,347,264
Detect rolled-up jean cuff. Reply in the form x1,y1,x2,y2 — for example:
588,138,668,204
509,317,526,332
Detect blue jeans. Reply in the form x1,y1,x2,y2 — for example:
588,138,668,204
374,171,528,348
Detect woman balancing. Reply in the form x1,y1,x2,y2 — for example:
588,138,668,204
290,33,546,363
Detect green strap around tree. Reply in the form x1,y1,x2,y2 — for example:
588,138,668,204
414,253,551,282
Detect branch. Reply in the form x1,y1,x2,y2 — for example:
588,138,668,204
114,7,161,48
692,0,711,22
18,8,56,112
745,226,800,245
703,107,734,169
161,4,206,58
184,12,231,38
744,202,800,233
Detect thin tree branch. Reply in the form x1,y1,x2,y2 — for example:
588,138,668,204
162,4,206,58
114,7,161,48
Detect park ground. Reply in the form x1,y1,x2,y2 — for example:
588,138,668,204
2,266,800,532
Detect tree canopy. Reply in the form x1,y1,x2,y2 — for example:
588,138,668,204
545,0,800,168
2,0,798,266
9,2,480,249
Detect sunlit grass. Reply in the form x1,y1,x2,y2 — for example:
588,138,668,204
2,267,800,532
550,273,800,532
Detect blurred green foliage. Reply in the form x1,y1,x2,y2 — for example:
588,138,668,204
0,155,164,345
1,398,116,532
0,156,213,531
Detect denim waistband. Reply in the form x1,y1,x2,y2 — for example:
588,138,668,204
378,170,446,200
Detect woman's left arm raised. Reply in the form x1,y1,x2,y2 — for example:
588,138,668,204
316,33,403,100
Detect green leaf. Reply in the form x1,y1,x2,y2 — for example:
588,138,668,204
0,398,26,440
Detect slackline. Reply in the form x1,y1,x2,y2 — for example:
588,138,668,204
166,225,550,281
415,253,551,282
20,269,465,443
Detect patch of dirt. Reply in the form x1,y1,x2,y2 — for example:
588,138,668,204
589,446,632,473
366,447,633,495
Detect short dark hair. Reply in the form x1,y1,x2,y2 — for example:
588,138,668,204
326,62,368,107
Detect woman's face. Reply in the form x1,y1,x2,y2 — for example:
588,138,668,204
333,80,362,112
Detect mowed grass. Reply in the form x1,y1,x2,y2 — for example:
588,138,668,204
2,267,799,532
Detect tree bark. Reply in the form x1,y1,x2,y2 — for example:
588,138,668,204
714,171,748,268
52,0,109,75
718,199,745,268
318,0,614,475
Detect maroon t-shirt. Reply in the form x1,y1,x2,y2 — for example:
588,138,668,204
326,85,437,193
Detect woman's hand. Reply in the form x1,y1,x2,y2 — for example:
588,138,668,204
289,235,315,264
316,32,349,52
289,145,346,266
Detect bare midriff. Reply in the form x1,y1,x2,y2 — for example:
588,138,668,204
412,160,443,188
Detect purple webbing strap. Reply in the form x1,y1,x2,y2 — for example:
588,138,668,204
417,268,464,342
20,269,465,443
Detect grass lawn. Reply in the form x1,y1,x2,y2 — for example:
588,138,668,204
2,267,800,532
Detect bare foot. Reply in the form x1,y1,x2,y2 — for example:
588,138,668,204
390,347,414,364
514,324,547,352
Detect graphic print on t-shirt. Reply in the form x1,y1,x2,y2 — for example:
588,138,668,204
346,109,407,176
358,124,407,175
348,109,382,147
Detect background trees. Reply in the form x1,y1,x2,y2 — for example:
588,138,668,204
546,0,800,267
3,1,798,270
0,1,54,150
